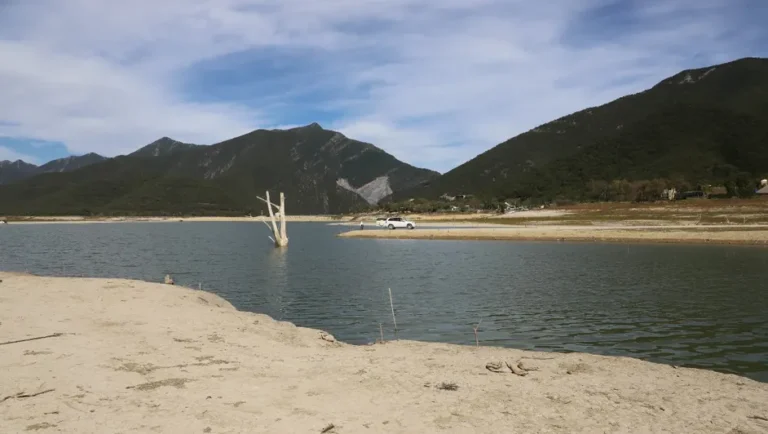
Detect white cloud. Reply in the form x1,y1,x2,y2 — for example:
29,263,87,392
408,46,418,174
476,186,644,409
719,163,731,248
0,0,764,171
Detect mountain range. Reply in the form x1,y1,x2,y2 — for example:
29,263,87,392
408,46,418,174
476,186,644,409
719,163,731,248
0,153,106,184
1,57,767,215
0,124,438,215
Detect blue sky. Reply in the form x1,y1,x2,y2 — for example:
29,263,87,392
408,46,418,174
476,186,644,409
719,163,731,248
0,0,766,172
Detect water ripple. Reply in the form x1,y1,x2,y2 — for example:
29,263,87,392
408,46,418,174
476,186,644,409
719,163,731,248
2,222,768,382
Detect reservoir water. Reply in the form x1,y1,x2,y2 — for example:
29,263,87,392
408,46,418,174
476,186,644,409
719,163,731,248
2,222,767,381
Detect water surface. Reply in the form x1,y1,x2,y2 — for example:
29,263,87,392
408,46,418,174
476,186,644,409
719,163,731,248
2,222,767,381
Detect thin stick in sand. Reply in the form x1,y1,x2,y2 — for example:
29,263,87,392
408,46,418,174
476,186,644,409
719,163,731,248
1,389,55,403
0,333,65,346
379,323,385,343
388,288,398,339
473,319,483,347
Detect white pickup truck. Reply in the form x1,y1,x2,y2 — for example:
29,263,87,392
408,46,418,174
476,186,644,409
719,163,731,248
376,217,416,230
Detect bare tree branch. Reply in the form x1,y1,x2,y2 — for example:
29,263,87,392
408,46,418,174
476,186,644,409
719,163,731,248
256,196,280,212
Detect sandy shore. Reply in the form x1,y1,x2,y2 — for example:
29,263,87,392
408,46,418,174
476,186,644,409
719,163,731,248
2,273,767,433
339,225,768,245
329,221,509,228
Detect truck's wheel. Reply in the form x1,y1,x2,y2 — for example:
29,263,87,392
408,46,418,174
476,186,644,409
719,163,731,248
388,224,395,230
407,224,413,229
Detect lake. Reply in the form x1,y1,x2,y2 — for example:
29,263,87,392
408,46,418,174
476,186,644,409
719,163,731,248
2,222,767,382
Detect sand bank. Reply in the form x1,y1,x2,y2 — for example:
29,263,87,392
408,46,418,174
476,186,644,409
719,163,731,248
328,221,509,228
1,273,767,433
339,225,768,245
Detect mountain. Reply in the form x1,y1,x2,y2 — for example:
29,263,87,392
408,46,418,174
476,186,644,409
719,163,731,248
0,154,106,185
0,160,38,184
37,153,107,173
400,57,768,202
0,123,439,215
129,137,201,158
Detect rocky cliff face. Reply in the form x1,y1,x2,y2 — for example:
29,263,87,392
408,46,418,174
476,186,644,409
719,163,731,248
336,176,393,205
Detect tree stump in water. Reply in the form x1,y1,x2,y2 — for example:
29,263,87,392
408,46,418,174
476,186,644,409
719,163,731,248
257,191,288,248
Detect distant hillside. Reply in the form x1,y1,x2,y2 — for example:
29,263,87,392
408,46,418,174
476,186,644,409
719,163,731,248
0,160,38,184
0,153,106,184
400,57,768,202
0,124,438,215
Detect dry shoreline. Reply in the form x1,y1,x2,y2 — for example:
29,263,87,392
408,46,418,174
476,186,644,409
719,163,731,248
339,226,768,246
2,273,767,433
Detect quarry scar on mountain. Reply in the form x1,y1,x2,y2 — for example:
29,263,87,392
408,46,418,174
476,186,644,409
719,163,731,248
336,176,393,205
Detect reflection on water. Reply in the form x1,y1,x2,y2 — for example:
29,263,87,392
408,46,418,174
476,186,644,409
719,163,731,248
265,247,288,320
2,222,768,382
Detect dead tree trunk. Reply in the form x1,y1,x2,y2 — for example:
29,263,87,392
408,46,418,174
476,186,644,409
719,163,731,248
257,191,288,247
278,192,287,243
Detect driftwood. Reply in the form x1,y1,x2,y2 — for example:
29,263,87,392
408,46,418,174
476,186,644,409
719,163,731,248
485,360,534,377
485,361,505,373
506,361,529,376
257,191,288,247
517,361,539,372
0,333,65,346
1,389,55,403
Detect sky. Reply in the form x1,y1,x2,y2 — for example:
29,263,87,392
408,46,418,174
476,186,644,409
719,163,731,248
0,0,766,172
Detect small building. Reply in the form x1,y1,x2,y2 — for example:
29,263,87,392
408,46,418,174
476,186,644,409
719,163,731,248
661,188,677,201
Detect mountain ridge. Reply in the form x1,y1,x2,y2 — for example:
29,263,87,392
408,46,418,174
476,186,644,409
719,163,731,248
0,153,107,184
129,137,202,158
0,124,438,215
395,56,768,202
